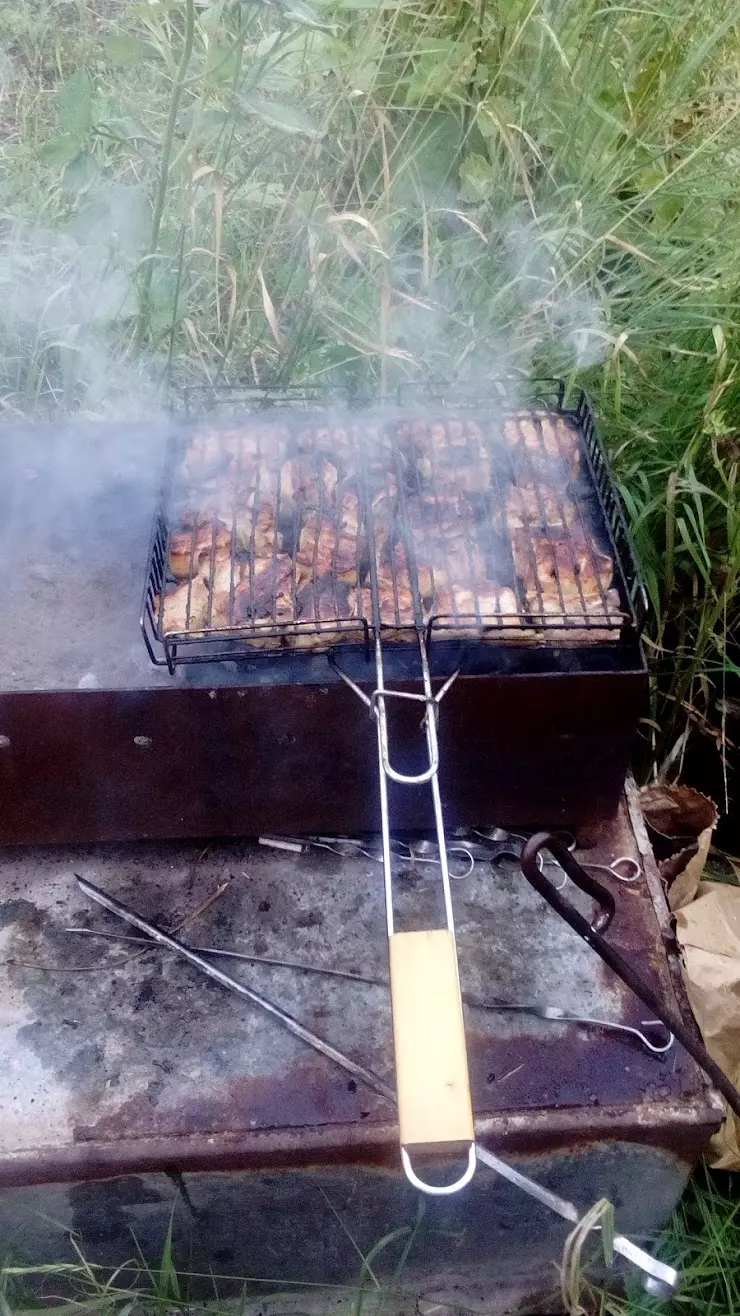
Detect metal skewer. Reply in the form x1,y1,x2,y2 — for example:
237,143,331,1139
64,927,387,987
74,875,678,1296
65,928,673,1055
74,876,393,1104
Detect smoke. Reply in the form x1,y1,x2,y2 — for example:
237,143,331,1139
0,181,159,418
384,196,610,382
502,211,609,370
0,180,176,690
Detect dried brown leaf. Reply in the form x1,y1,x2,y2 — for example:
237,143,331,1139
257,267,284,349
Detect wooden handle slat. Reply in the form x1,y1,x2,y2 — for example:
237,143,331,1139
389,929,474,1149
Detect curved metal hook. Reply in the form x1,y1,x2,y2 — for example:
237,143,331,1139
522,832,617,932
401,1144,477,1196
438,845,476,879
568,855,642,885
541,1008,674,1055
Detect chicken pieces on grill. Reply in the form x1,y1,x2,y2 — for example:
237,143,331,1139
512,526,621,631
505,482,578,532
162,409,617,648
503,412,581,483
232,501,282,556
169,521,232,578
161,575,210,634
233,554,294,619
280,457,338,507
295,506,358,584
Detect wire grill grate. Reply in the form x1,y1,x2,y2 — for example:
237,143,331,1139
141,387,646,671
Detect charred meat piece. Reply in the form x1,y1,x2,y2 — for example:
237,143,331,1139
294,425,354,468
513,528,616,617
195,524,234,577
431,582,519,622
536,412,581,467
444,457,491,494
170,521,232,578
502,412,579,483
369,488,396,557
232,499,281,556
250,553,294,607
296,515,336,583
254,503,282,557
180,427,268,485
168,526,203,579
292,576,362,648
232,554,294,624
375,563,417,629
410,419,492,492
296,575,354,623
409,533,487,590
205,556,239,601
338,490,361,536
333,491,363,577
407,491,469,536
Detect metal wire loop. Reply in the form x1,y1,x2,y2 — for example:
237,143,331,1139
401,1145,477,1196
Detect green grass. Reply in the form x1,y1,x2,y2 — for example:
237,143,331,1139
0,2,739,1302
1,0,739,775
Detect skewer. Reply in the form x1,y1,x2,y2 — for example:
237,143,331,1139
64,930,674,1055
74,875,677,1296
74,876,393,1104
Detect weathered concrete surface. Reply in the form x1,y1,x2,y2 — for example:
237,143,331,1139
0,789,721,1311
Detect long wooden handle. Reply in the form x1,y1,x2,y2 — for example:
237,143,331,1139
389,928,474,1150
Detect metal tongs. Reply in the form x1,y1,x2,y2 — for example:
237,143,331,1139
519,833,740,1121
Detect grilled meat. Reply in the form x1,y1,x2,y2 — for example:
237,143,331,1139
280,457,339,506
231,555,294,625
431,582,519,621
163,408,616,649
231,501,281,557
161,575,209,634
512,526,619,625
505,482,577,531
295,512,358,583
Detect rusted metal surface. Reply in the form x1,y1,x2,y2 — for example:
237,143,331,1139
0,673,644,846
0,795,720,1191
0,422,645,845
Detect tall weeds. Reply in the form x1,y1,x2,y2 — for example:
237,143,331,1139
0,0,739,777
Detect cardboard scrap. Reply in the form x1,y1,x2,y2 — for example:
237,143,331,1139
639,784,718,910
676,882,740,1169
639,783,740,1165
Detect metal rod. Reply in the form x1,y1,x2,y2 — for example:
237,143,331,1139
373,636,397,940
520,834,740,1121
419,638,456,936
474,1145,678,1295
66,928,673,1055
74,876,677,1294
64,928,388,986
74,876,395,1105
